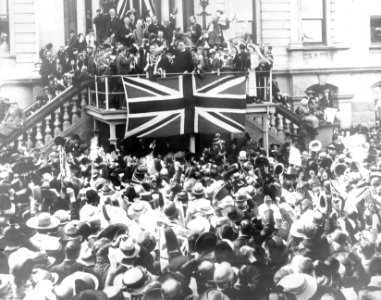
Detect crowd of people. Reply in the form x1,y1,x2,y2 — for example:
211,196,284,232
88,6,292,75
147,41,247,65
5,5,381,300
38,6,274,110
0,121,380,300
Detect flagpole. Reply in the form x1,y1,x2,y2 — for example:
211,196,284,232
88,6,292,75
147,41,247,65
264,106,269,157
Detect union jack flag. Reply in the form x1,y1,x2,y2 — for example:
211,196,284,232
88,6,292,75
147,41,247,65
114,0,156,19
123,74,247,138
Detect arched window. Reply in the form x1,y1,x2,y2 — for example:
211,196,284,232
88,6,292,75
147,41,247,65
305,83,338,108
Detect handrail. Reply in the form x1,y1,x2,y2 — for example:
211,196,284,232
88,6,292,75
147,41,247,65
0,79,91,147
87,70,271,78
275,103,302,126
87,69,273,110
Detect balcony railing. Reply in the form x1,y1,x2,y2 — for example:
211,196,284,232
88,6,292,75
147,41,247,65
86,70,274,111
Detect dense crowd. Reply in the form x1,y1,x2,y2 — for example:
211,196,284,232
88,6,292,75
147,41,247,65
38,7,274,110
0,122,381,300
5,6,380,300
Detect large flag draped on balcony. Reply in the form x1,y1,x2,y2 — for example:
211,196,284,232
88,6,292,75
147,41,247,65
122,74,247,138
115,0,156,19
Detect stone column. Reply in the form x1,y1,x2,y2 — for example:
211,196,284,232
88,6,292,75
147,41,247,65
161,0,170,21
77,0,86,35
108,123,118,145
176,0,184,32
91,0,100,31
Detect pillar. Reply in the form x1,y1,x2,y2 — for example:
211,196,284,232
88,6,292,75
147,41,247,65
176,0,184,32
263,113,269,157
92,0,101,30
77,0,86,35
161,0,170,21
109,123,118,145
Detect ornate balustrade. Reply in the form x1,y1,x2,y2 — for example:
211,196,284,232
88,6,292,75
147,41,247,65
1,80,90,150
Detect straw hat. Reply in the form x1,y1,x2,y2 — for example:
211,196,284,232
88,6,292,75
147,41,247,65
278,273,317,300
187,216,211,235
26,212,60,231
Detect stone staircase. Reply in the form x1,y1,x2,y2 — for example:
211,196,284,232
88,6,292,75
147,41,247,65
0,80,92,150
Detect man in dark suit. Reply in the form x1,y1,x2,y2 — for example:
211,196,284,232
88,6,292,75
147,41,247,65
148,16,165,36
93,7,108,44
233,43,248,71
67,30,77,50
50,240,84,283
172,40,192,73
163,14,176,43
189,15,202,46
116,16,134,47
39,51,56,84
106,8,122,44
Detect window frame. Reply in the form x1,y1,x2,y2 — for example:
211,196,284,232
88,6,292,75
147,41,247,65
0,0,10,53
370,15,381,45
300,0,327,45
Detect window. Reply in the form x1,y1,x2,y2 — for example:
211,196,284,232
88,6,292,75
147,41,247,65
371,16,381,44
0,0,9,53
301,0,325,44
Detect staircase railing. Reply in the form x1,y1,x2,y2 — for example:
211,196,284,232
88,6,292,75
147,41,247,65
0,79,91,149
272,103,303,137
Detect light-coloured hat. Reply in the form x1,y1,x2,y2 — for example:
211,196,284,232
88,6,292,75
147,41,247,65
187,216,211,235
26,213,60,231
300,98,309,106
278,273,317,300
192,182,205,196
238,150,247,161
309,140,322,153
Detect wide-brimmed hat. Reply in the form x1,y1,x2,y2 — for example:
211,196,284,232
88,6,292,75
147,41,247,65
163,202,179,219
54,210,70,226
309,140,322,153
187,216,210,235
194,201,214,217
127,201,150,219
26,213,60,231
199,289,231,300
177,190,188,203
119,236,140,260
227,206,245,223
77,246,95,267
103,286,124,300
114,267,153,295
2,225,24,250
192,182,205,196
278,273,317,300
100,184,114,196
195,232,217,253
53,271,99,299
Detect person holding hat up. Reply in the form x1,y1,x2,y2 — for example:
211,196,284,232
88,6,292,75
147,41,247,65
189,15,202,46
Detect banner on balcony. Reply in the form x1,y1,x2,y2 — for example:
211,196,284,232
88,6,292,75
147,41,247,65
115,0,156,19
122,74,247,138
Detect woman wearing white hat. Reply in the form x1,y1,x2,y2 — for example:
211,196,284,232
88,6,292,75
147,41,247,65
246,44,262,104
